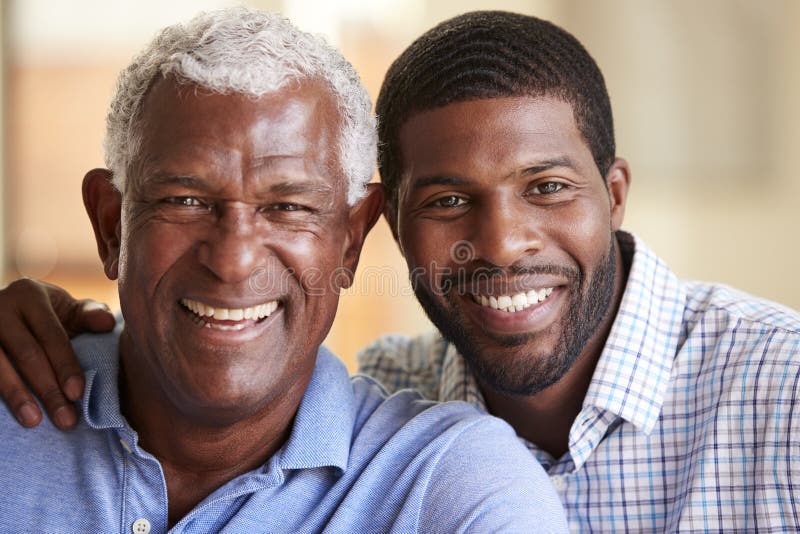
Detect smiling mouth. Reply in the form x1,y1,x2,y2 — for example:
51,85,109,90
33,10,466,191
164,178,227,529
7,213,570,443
471,287,554,313
180,298,279,331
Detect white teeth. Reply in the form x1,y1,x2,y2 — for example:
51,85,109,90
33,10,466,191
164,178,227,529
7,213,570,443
472,288,554,313
538,288,548,301
180,298,279,327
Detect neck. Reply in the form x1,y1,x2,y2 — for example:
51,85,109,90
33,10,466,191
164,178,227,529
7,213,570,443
480,241,628,459
117,338,310,526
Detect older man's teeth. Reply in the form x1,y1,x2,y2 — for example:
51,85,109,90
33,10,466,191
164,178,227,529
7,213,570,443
472,288,554,313
180,298,278,324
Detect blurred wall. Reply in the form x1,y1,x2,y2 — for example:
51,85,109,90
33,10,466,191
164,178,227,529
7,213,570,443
0,2,6,285
2,0,798,370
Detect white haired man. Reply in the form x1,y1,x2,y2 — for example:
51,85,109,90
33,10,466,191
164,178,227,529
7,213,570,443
0,8,567,532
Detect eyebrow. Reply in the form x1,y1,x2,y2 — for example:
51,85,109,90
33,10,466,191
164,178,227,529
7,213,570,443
145,174,215,192
410,156,580,191
146,174,332,193
522,157,579,175
410,175,473,191
268,180,334,197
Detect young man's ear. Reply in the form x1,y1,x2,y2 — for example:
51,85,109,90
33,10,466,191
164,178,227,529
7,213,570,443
604,157,631,231
339,183,385,288
382,197,400,247
82,169,122,280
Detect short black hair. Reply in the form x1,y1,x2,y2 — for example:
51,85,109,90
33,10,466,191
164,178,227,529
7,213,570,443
376,10,615,222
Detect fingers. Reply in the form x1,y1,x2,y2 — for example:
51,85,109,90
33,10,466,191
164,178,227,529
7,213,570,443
0,345,42,427
0,334,77,430
69,299,116,335
25,303,86,403
0,278,85,429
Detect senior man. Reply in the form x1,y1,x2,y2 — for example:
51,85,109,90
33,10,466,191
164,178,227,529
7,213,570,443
0,8,568,533
4,9,800,533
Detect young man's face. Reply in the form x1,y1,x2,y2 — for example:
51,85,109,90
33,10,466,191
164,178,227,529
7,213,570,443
394,97,629,395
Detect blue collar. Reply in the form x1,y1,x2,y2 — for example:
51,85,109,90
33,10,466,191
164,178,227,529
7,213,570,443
75,329,354,473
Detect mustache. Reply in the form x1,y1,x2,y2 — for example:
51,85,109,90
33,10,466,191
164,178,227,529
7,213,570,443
412,261,581,296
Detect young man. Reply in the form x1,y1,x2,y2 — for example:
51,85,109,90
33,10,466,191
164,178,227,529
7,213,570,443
2,10,799,532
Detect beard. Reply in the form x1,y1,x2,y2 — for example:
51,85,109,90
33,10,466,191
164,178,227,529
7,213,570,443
412,235,617,397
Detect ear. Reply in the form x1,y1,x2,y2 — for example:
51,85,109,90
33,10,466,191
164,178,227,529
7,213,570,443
604,158,631,231
382,197,401,248
82,169,122,280
339,183,385,288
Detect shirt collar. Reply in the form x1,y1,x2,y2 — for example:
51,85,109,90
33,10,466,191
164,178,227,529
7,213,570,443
75,325,128,431
439,342,487,409
75,329,353,473
277,346,354,473
581,232,684,435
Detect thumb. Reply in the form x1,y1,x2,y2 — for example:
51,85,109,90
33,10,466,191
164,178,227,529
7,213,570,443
65,299,116,336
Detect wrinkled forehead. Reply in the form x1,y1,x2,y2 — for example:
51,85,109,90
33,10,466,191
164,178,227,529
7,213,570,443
128,77,347,193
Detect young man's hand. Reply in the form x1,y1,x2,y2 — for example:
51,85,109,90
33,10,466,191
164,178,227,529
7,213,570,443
0,278,115,429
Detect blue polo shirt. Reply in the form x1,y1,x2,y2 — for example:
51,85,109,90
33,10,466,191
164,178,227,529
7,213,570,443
0,330,567,533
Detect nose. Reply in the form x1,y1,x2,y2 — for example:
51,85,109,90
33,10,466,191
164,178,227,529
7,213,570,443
197,203,262,283
469,197,543,268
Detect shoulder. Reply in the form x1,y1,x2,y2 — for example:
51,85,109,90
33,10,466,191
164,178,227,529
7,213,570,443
341,385,568,532
70,328,122,372
416,407,568,531
356,332,449,398
683,281,800,335
681,282,800,364
676,281,800,400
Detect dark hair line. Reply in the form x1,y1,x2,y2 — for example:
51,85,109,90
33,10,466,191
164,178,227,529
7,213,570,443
376,10,615,222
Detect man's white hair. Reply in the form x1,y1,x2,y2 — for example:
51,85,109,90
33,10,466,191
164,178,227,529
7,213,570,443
105,7,376,205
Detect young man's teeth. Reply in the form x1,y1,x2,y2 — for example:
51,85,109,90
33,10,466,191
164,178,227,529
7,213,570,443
472,288,554,313
180,298,278,324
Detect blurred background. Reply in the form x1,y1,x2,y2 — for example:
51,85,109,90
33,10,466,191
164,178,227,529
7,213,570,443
0,0,798,370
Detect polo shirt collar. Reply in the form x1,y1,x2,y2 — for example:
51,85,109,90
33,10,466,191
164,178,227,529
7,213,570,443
277,346,354,473
77,327,127,431
78,329,353,473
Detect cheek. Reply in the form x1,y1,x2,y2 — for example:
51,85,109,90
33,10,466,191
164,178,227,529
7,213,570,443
553,201,613,266
280,236,347,298
400,221,451,269
119,223,194,291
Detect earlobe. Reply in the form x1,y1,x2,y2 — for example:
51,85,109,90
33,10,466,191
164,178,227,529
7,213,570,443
605,158,631,231
82,169,122,280
340,183,385,287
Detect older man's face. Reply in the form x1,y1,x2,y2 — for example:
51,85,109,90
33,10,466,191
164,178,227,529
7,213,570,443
90,78,371,423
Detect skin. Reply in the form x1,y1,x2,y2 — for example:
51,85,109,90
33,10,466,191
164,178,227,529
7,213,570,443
393,96,630,457
81,77,382,524
0,95,625,462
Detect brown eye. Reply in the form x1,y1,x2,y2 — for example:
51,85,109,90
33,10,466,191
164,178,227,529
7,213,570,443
531,182,564,195
165,196,204,207
433,195,467,208
275,203,303,211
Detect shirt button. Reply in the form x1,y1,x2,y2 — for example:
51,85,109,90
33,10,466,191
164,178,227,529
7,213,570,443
550,474,567,491
132,518,151,534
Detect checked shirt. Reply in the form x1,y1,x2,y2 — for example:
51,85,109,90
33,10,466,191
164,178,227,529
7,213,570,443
358,231,800,533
